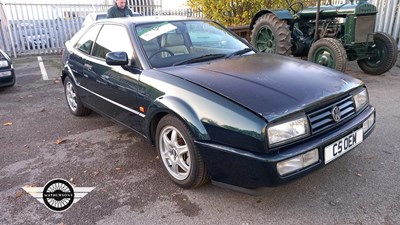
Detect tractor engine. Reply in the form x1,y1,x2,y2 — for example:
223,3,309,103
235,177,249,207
292,18,343,56
291,1,378,57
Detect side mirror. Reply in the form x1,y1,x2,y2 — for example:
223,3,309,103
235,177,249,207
105,51,128,66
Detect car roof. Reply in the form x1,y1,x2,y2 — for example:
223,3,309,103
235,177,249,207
86,11,141,20
92,16,209,26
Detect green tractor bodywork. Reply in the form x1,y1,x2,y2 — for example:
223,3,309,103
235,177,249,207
250,0,398,75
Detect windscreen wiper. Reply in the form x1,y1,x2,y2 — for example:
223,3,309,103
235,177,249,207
225,48,253,59
173,54,226,66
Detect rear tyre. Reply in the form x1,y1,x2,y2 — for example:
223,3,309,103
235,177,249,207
156,115,209,189
308,38,347,72
251,13,292,55
357,32,398,75
64,76,91,116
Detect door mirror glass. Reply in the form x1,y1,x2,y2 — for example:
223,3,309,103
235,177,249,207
105,51,128,66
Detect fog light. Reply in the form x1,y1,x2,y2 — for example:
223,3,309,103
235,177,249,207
363,113,375,133
277,149,319,176
303,149,319,167
0,71,11,77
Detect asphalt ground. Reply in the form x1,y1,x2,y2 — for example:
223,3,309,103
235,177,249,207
0,54,400,225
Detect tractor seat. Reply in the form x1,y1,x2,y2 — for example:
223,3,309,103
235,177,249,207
161,33,189,55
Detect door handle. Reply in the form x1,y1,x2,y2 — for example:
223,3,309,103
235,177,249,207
84,63,93,71
101,75,110,80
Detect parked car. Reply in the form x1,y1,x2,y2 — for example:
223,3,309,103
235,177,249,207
24,32,51,49
0,49,15,87
15,22,53,50
61,16,376,190
81,12,107,28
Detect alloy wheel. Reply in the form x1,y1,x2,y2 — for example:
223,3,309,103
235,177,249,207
159,125,191,180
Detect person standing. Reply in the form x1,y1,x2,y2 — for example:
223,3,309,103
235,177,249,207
107,0,134,18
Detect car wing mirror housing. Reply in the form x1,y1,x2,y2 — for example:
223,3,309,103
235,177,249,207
106,51,128,66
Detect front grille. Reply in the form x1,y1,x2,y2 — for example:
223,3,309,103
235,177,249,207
354,15,375,43
307,95,356,134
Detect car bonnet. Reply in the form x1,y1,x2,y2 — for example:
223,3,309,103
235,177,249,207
158,54,363,121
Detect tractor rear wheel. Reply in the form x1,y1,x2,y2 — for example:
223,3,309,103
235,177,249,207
357,32,398,75
308,38,347,72
250,13,292,55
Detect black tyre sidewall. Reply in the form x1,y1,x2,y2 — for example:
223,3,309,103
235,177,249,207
155,115,207,189
357,32,398,75
64,76,90,116
250,14,292,55
251,17,277,51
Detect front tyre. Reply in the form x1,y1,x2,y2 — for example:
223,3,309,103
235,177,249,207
357,32,398,75
308,38,347,72
156,115,209,189
64,76,91,116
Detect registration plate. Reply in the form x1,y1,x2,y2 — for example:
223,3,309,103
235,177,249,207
324,129,364,164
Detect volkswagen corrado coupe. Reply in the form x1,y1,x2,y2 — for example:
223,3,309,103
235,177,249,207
61,16,375,190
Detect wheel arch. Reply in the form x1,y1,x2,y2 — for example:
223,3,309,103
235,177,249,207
146,96,210,145
61,68,69,84
61,64,77,85
250,9,293,30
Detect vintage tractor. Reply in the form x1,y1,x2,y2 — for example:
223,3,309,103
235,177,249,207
250,0,398,75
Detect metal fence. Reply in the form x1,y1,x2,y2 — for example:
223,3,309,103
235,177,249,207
0,0,399,57
0,2,162,57
154,8,202,17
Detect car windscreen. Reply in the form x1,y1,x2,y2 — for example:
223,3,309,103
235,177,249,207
135,20,252,68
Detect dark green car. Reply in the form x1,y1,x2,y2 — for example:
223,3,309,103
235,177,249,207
61,16,375,191
0,49,15,88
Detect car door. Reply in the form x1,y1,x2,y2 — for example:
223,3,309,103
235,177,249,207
87,24,143,131
69,24,102,101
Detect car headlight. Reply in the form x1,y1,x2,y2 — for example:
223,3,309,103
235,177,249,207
0,59,8,68
267,115,310,147
353,88,368,111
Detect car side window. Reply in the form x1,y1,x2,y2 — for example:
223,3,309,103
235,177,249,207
75,25,102,54
92,24,134,60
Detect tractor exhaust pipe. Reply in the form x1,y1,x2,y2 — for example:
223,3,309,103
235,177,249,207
314,0,321,42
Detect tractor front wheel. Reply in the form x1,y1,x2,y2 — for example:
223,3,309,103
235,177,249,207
357,32,398,75
250,13,292,55
308,38,347,72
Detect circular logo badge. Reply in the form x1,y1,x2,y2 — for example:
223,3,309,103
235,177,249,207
331,106,341,122
42,179,74,212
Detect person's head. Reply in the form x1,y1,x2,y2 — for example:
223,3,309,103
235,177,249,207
115,0,127,9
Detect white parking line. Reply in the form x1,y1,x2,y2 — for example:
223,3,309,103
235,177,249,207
37,56,48,80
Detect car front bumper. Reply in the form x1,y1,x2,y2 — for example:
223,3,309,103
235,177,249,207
196,105,375,189
0,68,15,87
